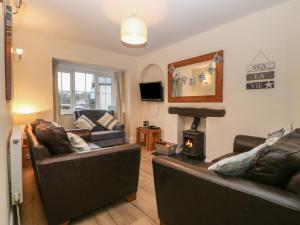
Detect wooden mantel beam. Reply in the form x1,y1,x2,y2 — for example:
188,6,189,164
168,107,225,118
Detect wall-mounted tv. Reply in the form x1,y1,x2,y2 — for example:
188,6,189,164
139,82,164,102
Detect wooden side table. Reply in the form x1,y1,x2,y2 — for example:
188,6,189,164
136,127,161,151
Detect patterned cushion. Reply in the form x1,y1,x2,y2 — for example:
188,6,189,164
67,132,90,152
74,115,96,130
97,112,119,130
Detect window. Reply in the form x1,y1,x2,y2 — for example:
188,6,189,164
74,72,96,110
58,72,71,112
57,67,114,114
99,76,112,110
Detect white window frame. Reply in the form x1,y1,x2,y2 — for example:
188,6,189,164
57,64,115,115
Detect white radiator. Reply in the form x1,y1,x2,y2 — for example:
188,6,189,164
9,126,23,206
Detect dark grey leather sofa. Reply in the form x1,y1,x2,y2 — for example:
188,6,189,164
74,110,125,147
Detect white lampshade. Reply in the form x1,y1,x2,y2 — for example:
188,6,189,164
121,16,147,45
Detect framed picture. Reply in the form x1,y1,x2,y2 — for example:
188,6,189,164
5,3,13,100
168,50,223,103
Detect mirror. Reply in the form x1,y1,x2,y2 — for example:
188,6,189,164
168,50,223,103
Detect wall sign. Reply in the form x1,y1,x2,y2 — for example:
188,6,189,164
246,51,275,90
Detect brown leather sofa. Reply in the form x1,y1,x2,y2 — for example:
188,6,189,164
25,125,141,225
153,135,300,225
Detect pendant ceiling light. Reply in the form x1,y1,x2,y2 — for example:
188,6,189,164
121,15,147,46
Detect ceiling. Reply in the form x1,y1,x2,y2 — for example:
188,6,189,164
14,0,288,56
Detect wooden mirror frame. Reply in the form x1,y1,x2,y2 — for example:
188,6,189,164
168,50,223,103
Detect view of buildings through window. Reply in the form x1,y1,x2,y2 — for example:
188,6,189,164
58,69,113,114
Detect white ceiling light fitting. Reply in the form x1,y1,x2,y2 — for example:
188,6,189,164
121,12,147,47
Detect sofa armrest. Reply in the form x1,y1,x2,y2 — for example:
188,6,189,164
295,128,300,134
233,135,265,153
67,128,91,141
153,156,300,225
114,123,125,131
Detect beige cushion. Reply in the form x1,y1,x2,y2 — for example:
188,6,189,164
67,132,90,152
74,115,95,130
97,112,119,130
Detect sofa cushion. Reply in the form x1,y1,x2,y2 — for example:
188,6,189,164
208,143,267,176
87,142,101,150
211,153,238,163
97,112,119,130
67,132,90,152
91,130,123,141
31,119,49,133
74,115,96,130
245,132,300,187
35,122,72,155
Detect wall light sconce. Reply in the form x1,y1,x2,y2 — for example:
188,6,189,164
15,48,24,61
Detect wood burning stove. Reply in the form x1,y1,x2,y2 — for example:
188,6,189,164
168,107,226,160
182,117,205,159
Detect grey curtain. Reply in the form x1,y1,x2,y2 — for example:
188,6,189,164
114,71,124,123
52,59,61,124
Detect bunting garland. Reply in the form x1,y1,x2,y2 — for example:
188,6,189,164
169,52,223,86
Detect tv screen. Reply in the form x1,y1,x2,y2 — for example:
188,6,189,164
139,82,163,102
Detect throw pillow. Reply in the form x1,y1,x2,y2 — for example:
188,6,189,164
67,132,90,153
35,122,72,155
97,112,119,130
208,125,293,177
208,143,267,176
265,128,284,146
265,124,293,146
245,132,300,187
74,115,96,130
31,119,49,133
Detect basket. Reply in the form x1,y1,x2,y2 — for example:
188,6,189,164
155,141,178,156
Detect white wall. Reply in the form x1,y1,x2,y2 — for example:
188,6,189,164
13,30,139,140
0,1,12,225
137,1,300,160
288,0,300,127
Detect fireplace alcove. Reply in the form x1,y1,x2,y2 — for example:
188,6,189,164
169,107,226,159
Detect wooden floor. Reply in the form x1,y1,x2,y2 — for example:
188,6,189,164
21,148,159,225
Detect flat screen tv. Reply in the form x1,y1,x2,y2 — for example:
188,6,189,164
139,82,164,102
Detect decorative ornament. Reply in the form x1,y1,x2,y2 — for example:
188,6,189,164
198,72,206,81
246,50,275,90
169,64,176,74
207,63,215,75
189,78,196,86
170,51,222,86
213,53,223,64
181,77,187,84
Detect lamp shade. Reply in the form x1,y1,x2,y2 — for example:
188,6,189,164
121,16,147,45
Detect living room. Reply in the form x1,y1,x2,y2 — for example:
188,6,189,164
1,0,300,225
